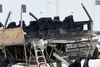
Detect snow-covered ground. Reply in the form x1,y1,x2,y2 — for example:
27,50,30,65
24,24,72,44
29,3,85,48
41,59,100,67
11,59,100,67
81,59,100,67
56,59,100,67
48,59,100,67
62,59,100,67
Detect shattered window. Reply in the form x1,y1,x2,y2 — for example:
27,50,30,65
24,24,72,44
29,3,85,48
96,0,100,5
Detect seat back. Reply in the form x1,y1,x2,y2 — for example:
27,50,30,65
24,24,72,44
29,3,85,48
29,21,38,32
62,15,75,30
18,20,26,28
54,16,60,20
54,16,62,30
38,18,47,30
7,22,17,28
67,15,75,29
46,18,54,30
62,17,69,30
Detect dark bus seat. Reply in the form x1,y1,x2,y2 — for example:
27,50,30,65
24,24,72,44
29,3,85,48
7,22,17,28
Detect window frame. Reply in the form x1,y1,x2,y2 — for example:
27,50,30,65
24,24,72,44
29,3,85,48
21,5,26,13
96,0,100,5
0,4,2,13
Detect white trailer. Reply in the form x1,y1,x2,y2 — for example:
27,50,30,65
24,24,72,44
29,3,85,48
0,0,99,31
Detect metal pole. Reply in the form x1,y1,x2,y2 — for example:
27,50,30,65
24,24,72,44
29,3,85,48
20,8,23,28
4,46,6,58
15,47,17,61
47,0,48,16
56,0,60,16
24,44,28,65
57,61,62,67
81,3,93,33
29,12,39,21
81,3,93,22
81,3,93,58
6,48,15,61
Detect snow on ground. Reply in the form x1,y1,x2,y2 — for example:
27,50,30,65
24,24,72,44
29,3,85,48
11,59,100,67
40,59,100,67
81,59,100,67
51,59,100,67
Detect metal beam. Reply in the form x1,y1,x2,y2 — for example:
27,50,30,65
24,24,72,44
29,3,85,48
24,44,28,65
57,61,62,67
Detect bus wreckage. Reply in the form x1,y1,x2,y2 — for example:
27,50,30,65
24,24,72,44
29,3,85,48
0,4,98,67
